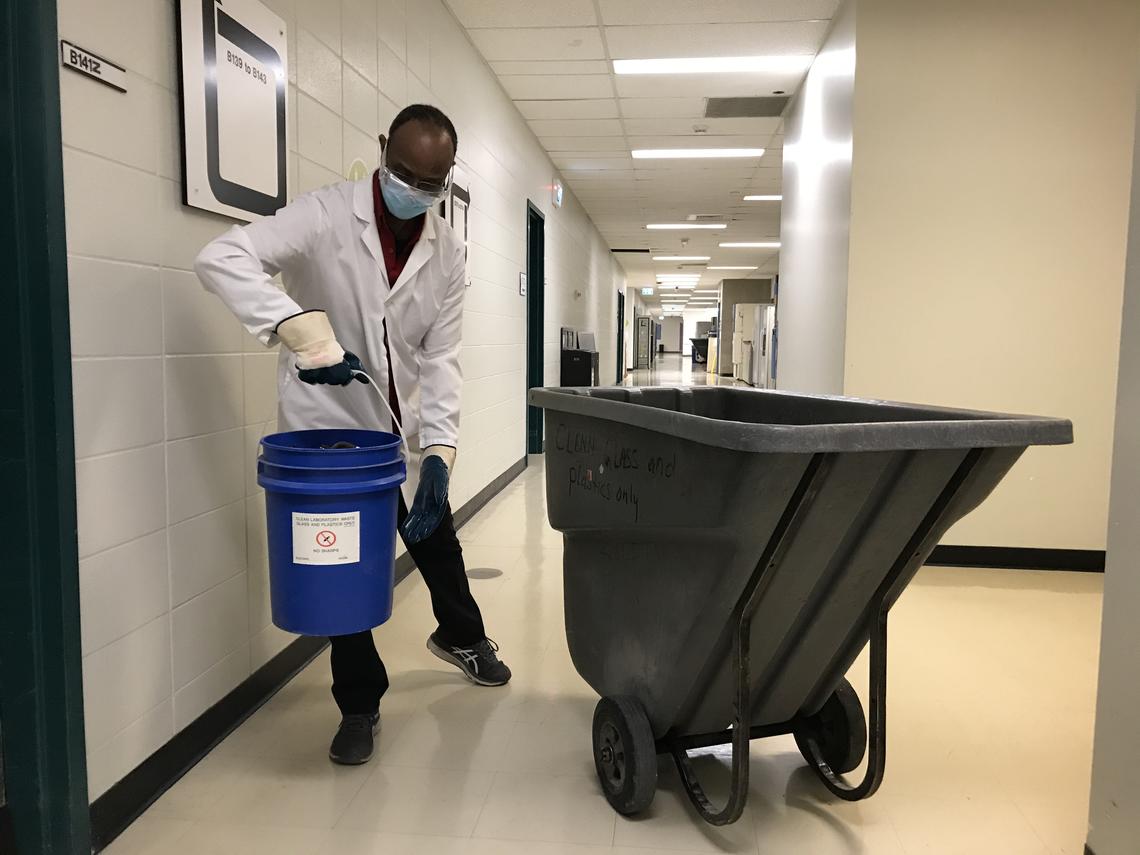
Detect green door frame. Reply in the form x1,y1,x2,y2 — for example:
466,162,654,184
525,202,545,454
0,1,92,852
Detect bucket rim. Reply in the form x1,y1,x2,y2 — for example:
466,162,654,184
260,428,402,454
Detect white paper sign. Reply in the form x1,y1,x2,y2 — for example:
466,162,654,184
60,41,128,93
178,0,289,221
292,512,361,565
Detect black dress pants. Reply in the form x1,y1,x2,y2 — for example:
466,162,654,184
329,496,485,715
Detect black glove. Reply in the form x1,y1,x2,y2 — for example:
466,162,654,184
401,455,450,544
297,351,370,386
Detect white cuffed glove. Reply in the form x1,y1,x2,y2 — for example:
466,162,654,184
274,310,367,386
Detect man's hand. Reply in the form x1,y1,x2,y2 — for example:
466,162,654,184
275,310,368,386
402,454,450,544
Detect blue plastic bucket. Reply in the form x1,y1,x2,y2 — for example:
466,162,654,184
258,429,406,636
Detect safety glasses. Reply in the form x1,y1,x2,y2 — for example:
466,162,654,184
380,150,452,197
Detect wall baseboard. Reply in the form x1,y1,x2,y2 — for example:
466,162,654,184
88,635,327,851
89,455,528,852
927,545,1105,572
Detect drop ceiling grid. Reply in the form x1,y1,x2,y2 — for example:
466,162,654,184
442,0,835,290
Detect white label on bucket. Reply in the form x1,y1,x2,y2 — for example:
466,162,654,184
292,512,361,565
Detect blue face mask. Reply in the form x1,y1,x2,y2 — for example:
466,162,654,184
380,170,439,220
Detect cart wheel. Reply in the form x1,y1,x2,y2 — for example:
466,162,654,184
794,678,867,775
592,696,658,815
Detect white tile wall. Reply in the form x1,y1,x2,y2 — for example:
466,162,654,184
72,359,165,458
61,0,625,802
169,502,247,607
171,572,249,692
75,445,167,558
167,429,246,524
79,531,169,655
165,356,245,439
68,258,164,357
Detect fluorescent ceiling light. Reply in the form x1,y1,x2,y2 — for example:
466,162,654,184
657,274,701,279
613,56,814,75
634,148,764,160
708,265,759,270
694,289,719,294
743,195,782,201
719,242,781,248
646,223,727,230
652,255,710,261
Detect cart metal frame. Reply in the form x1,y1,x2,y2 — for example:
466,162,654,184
665,448,983,825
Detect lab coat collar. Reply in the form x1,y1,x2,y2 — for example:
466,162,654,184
353,175,437,296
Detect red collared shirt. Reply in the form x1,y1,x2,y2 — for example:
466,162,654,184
371,169,425,286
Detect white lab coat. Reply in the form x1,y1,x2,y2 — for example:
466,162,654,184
194,175,466,502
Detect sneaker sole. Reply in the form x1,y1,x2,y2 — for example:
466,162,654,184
328,718,381,766
427,637,509,687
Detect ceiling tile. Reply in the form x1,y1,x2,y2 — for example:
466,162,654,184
515,99,620,120
540,135,631,151
489,60,611,75
598,0,837,25
468,27,605,61
528,118,624,136
615,71,807,99
445,0,598,27
552,156,634,170
605,21,829,59
500,74,614,100
619,97,708,119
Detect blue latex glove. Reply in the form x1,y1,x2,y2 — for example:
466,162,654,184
401,455,450,544
298,351,370,386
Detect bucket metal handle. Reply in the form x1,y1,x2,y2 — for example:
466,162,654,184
353,370,409,454
257,366,410,455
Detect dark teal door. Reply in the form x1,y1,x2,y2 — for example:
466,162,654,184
0,0,92,851
526,203,545,454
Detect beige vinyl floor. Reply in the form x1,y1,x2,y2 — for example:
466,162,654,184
105,456,1103,855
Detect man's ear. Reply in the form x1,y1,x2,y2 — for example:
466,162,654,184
378,133,387,152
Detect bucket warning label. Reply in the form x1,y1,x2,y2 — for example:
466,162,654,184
292,512,361,565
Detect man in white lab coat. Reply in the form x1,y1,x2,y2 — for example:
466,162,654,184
195,104,510,766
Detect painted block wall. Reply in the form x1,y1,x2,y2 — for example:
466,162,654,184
845,0,1139,549
57,0,624,799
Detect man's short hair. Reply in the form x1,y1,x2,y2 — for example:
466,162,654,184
389,104,458,154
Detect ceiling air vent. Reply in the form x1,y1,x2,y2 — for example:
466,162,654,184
704,97,788,119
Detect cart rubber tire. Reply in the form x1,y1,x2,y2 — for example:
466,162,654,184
794,678,867,775
592,696,658,815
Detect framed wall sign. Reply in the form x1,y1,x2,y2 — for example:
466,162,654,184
443,162,472,288
177,0,289,221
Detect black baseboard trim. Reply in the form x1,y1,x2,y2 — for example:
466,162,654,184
927,545,1105,572
452,456,528,532
88,634,327,851
89,455,529,852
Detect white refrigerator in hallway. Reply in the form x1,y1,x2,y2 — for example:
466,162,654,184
732,303,776,387
755,303,776,389
732,304,760,385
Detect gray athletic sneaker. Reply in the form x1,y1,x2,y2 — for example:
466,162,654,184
328,713,380,765
427,634,512,686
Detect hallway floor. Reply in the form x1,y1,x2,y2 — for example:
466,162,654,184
623,353,745,388
108,452,1102,855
